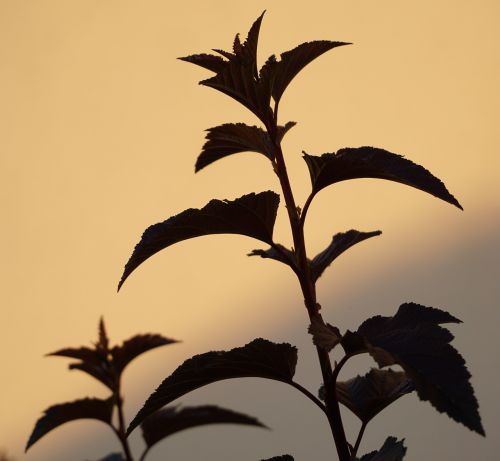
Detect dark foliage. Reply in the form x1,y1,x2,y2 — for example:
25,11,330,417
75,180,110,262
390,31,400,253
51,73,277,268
342,303,484,434
141,405,267,449
357,437,406,461
118,191,280,290
127,339,298,434
303,147,462,210
26,398,114,451
336,368,414,423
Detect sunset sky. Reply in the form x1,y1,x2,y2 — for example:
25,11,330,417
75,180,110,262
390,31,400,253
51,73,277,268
1,1,499,460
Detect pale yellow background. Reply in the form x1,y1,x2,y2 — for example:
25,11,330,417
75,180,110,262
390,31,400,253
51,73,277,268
1,1,499,460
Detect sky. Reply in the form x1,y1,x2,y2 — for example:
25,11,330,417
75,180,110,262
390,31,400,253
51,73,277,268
1,1,499,460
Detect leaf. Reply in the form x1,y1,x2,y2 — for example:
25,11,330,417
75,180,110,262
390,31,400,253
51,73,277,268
345,303,484,435
308,315,341,352
127,338,298,434
26,398,114,451
111,334,178,373
336,368,414,423
180,13,272,122
68,361,115,390
310,230,382,281
96,454,125,461
118,191,280,290
261,456,294,461
303,147,462,209
269,41,351,104
196,121,295,172
141,405,267,449
178,53,227,73
97,317,109,352
248,244,297,272
358,437,406,461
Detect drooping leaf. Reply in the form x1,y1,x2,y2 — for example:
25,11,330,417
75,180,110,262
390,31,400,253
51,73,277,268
343,303,484,435
141,405,267,449
111,334,178,374
269,41,350,104
303,147,462,209
127,338,298,434
308,315,341,352
261,456,294,461
248,244,297,272
26,398,114,451
310,230,382,281
118,191,280,290
358,437,406,461
96,454,125,461
336,368,414,423
196,121,295,172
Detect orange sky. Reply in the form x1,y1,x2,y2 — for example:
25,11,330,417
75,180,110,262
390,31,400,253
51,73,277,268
1,1,499,460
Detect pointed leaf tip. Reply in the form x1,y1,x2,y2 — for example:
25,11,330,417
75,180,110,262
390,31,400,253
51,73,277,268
141,405,267,449
303,147,463,210
118,191,280,290
26,397,114,451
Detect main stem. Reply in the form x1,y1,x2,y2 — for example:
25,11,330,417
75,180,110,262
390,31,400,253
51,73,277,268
267,121,351,461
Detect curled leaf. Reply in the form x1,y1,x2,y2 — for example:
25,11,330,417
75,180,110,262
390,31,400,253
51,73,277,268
303,147,462,209
141,405,267,449
26,398,114,451
118,191,280,290
310,230,382,281
336,368,414,423
127,338,297,434
308,315,341,352
248,244,297,272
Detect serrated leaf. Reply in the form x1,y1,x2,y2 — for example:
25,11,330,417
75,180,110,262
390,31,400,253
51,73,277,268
303,147,462,209
347,303,483,435
261,456,294,461
196,121,295,172
97,317,109,352
336,368,414,423
111,334,178,373
118,191,280,290
358,437,406,461
248,244,297,272
181,13,272,122
127,338,297,434
141,405,267,449
26,398,114,451
308,315,341,352
269,41,350,104
310,230,382,281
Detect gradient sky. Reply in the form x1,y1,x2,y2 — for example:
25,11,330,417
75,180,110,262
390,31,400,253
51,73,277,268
1,1,499,460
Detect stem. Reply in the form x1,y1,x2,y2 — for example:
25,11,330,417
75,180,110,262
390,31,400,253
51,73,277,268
266,119,351,461
115,384,134,461
352,421,367,458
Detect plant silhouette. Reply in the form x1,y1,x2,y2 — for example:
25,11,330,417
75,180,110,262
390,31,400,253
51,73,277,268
26,319,266,460
29,11,484,461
